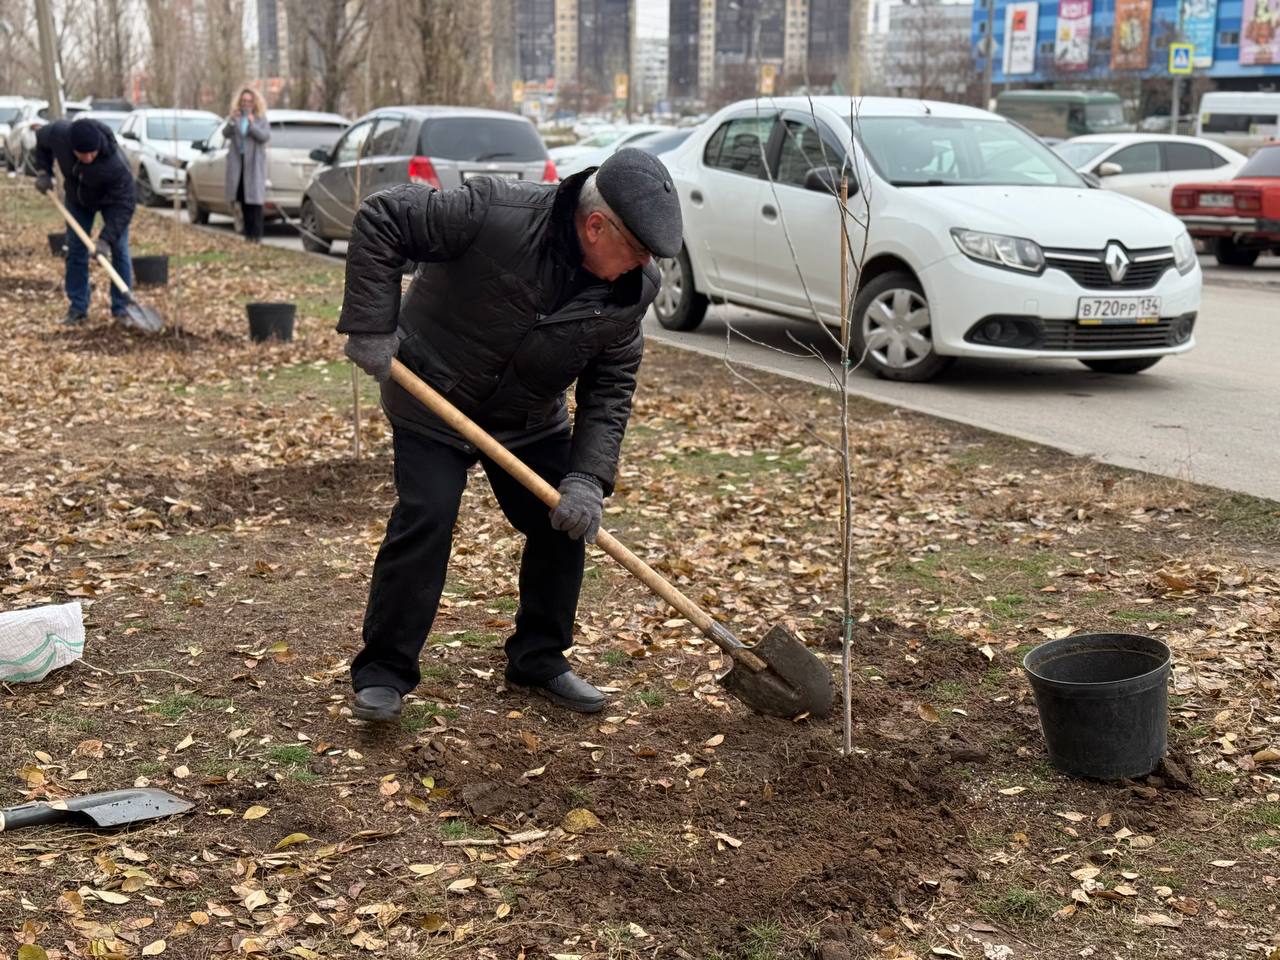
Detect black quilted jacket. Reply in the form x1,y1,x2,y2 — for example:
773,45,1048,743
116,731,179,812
337,170,657,495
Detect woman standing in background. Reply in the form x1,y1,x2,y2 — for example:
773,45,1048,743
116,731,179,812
223,87,271,243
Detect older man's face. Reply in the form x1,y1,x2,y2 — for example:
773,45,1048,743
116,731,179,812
73,150,98,164
578,209,651,282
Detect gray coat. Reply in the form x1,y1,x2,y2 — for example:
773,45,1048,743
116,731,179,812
222,115,271,206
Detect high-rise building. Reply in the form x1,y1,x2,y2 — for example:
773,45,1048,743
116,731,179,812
806,0,850,88
669,0,701,100
578,0,631,100
555,0,580,84
518,0,557,81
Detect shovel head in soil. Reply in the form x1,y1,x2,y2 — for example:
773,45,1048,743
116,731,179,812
717,624,835,718
116,299,165,335
0,788,193,832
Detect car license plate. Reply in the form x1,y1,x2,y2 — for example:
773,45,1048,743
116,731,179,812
460,170,519,181
1077,296,1161,326
1200,192,1234,208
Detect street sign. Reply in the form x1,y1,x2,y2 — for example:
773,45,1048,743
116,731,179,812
1169,43,1193,74
614,72,628,101
759,63,777,95
511,80,524,104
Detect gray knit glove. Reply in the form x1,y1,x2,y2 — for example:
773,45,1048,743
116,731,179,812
550,472,604,543
94,237,110,260
344,332,399,382
35,172,53,194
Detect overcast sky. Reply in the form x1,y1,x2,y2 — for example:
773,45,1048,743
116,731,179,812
636,0,669,39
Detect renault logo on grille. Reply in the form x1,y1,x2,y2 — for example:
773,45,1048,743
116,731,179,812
1104,243,1130,283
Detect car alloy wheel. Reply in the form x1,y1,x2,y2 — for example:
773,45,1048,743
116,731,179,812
654,257,683,316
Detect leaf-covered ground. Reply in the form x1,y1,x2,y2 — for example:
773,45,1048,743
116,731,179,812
1,187,1278,960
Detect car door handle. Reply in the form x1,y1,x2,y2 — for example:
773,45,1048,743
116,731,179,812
761,204,777,220
690,189,703,204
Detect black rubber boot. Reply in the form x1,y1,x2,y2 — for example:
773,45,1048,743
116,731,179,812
353,685,403,722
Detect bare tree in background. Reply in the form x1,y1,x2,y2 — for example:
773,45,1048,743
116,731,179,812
884,0,974,102
143,0,191,105
297,0,372,113
397,0,489,105
80,0,136,98
0,0,43,95
204,0,247,110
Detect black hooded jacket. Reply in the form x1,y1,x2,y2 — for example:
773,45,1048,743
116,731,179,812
337,171,658,495
35,119,136,244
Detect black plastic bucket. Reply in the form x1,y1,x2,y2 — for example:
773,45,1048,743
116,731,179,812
246,302,295,343
1024,633,1170,780
131,255,169,286
47,231,66,257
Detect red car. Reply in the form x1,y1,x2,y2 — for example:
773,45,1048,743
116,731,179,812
1173,142,1280,267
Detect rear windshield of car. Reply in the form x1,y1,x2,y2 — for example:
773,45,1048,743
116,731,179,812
0,107,20,124
147,117,218,141
270,122,348,150
420,117,546,162
1237,146,1280,178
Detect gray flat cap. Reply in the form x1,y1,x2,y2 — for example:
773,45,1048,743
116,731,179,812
594,148,683,259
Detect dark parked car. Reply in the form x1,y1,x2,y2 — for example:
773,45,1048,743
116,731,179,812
299,105,557,254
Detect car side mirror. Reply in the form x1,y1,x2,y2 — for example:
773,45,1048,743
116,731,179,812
1081,171,1102,189
191,140,206,152
309,148,331,164
1097,161,1123,177
121,129,138,140
803,165,858,195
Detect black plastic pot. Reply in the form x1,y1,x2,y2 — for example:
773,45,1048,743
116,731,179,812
48,231,66,257
131,255,169,286
1023,633,1170,780
246,302,296,343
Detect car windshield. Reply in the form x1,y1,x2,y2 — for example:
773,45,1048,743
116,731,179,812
0,107,20,124
857,116,1086,187
1053,140,1114,168
1085,102,1128,130
420,117,546,162
1237,145,1280,178
146,117,218,141
270,122,348,150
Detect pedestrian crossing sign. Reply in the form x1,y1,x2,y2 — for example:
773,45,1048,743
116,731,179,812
1169,43,1194,74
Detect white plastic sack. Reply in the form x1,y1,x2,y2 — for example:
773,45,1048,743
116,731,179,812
0,602,85,682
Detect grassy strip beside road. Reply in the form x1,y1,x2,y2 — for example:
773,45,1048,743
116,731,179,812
1,188,1278,959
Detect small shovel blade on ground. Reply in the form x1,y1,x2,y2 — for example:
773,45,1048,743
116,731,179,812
116,299,165,334
0,788,193,832
389,359,835,719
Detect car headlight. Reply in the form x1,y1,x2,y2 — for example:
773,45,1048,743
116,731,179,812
1173,230,1197,275
951,228,1045,274
153,152,184,168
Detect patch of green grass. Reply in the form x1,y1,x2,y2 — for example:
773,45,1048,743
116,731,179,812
252,360,379,407
297,297,340,321
602,650,628,667
148,694,232,719
981,666,1007,688
136,761,166,776
567,785,593,807
928,679,967,703
672,448,808,478
433,630,499,649
981,886,1052,923
1245,832,1279,851
490,596,519,613
739,921,785,960
984,594,1029,623
1211,492,1280,540
1196,769,1237,794
623,840,656,863
173,250,233,265
967,830,1007,851
401,701,459,733
1248,803,1280,828
265,744,313,781
421,663,451,680
1109,608,1186,624
633,689,665,709
438,819,492,842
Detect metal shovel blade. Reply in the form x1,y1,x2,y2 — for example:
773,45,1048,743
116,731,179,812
719,625,835,719
49,788,191,828
117,300,165,334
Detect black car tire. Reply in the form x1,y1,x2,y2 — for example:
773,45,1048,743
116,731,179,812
851,270,952,382
653,248,707,331
1214,237,1259,268
136,169,161,207
1080,357,1163,374
299,199,332,255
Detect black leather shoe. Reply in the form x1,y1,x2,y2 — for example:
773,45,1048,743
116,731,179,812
514,670,606,714
60,309,88,327
353,685,402,722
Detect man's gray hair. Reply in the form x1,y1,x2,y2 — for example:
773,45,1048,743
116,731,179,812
576,173,616,220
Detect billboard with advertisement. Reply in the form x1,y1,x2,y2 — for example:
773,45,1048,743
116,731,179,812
1110,0,1153,70
1241,0,1279,65
1054,0,1093,71
1181,0,1218,67
1004,1,1040,75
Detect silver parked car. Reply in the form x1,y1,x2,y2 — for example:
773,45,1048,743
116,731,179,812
0,96,31,168
299,105,555,254
6,99,90,174
184,109,349,229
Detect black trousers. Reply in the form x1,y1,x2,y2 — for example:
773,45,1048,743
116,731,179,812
351,426,585,694
236,170,264,241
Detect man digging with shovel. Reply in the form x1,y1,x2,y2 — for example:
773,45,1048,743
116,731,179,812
34,117,137,328
340,149,681,721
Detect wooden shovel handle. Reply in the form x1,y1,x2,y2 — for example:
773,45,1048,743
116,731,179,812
388,359,768,672
47,192,133,298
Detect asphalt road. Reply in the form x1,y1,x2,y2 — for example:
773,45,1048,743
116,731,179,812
159,209,1278,500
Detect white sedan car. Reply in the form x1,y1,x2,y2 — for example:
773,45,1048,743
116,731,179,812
1053,134,1244,212
117,108,221,205
655,97,1201,381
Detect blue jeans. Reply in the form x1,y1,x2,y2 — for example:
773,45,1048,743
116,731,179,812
64,199,132,316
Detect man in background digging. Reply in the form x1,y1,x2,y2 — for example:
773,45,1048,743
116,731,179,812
34,116,137,327
339,149,681,720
